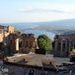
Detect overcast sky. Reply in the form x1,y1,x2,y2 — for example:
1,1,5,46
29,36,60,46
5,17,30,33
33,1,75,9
0,0,75,23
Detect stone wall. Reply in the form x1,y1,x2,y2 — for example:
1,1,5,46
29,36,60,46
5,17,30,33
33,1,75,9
0,26,15,43
53,34,75,57
20,34,36,53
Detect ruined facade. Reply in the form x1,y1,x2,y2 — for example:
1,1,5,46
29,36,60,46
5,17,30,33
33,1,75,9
0,25,15,42
7,34,18,54
53,34,75,57
0,25,37,56
19,34,36,53
0,25,15,56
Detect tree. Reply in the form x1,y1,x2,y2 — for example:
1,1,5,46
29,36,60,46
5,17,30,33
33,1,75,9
37,34,52,54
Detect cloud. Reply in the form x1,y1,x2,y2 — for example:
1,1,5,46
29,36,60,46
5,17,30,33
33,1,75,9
19,7,75,15
19,8,63,13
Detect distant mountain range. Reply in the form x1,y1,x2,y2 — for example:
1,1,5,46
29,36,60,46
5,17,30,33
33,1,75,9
1,19,75,35
33,19,75,31
18,19,75,34
28,19,75,34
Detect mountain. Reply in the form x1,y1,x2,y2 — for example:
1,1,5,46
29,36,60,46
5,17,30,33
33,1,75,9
1,19,75,31
33,19,75,31
1,19,75,35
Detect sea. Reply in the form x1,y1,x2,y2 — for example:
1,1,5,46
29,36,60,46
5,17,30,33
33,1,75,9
0,22,56,40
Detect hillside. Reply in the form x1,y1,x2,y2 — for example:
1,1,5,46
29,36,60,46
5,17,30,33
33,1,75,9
33,19,75,31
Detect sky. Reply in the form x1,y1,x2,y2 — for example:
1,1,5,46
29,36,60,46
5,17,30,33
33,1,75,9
0,0,75,23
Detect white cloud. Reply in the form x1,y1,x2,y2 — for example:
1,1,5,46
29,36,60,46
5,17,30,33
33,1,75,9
18,4,75,15
1,3,75,22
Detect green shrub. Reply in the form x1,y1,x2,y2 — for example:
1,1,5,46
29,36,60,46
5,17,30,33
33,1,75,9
37,34,52,54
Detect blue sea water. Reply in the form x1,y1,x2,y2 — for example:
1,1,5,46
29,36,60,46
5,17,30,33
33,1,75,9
0,23,56,40
21,29,55,40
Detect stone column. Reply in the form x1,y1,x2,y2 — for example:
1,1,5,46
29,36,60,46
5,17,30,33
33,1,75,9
65,40,69,56
69,40,71,52
54,39,58,56
16,38,19,51
54,40,57,51
73,41,75,49
61,40,63,53
64,40,67,51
